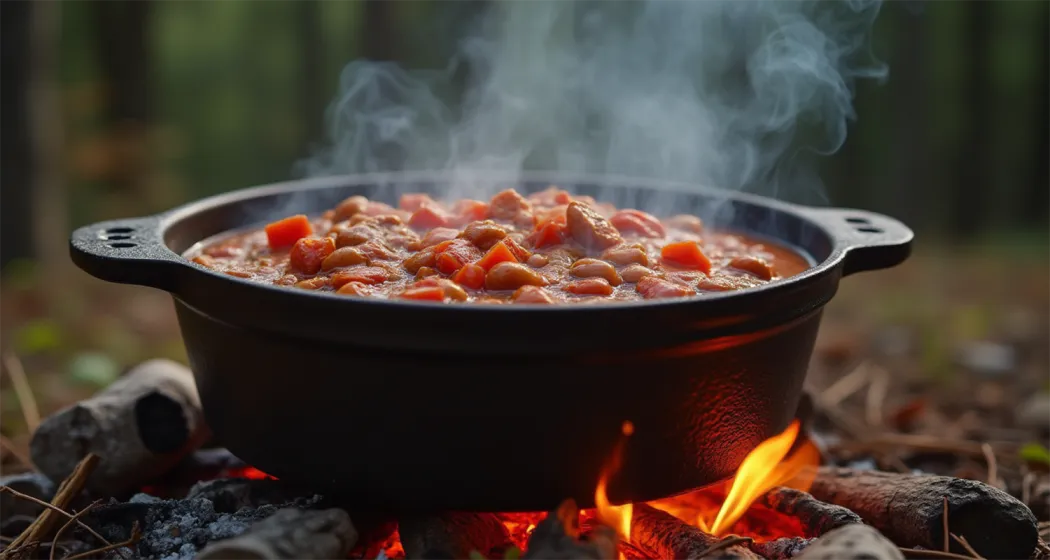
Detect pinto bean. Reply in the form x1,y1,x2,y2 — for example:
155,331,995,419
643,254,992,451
565,277,614,296
527,253,549,268
566,201,622,252
334,195,369,221
403,246,438,274
321,246,370,271
415,266,438,279
458,220,508,250
336,225,378,247
601,243,650,267
513,285,556,304
620,264,654,283
728,255,774,280
570,258,622,286
485,262,548,291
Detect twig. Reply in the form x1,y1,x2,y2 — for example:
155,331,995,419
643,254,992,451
1036,539,1050,557
63,522,141,560
0,487,113,556
1023,471,1035,505
898,548,982,560
2,353,40,432
949,534,984,560
1,454,102,559
49,500,101,560
979,443,999,488
865,366,889,427
820,362,872,407
0,434,32,471
941,496,949,552
696,535,753,558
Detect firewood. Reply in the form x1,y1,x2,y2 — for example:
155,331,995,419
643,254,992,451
760,487,862,537
29,359,209,496
523,500,617,559
195,507,356,560
808,466,1038,560
793,524,903,560
399,512,512,559
629,504,760,560
749,537,814,560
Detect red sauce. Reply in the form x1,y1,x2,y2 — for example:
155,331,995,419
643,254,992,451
186,186,810,304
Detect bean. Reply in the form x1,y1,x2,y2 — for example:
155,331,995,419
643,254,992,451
294,277,328,290
527,253,549,268
373,213,404,226
728,255,774,280
600,243,650,267
334,195,368,221
570,258,622,286
566,201,622,252
349,214,377,226
564,278,614,296
485,262,548,291
415,266,438,279
513,285,555,304
489,189,531,221
459,220,508,250
403,246,437,274
665,214,704,234
336,225,377,247
336,281,371,296
620,264,654,283
275,274,298,286
321,247,370,271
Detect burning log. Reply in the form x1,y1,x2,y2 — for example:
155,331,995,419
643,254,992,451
808,466,1038,560
523,500,617,559
195,507,357,560
399,512,512,559
29,359,209,496
630,504,760,560
749,537,814,560
793,524,903,560
760,487,861,537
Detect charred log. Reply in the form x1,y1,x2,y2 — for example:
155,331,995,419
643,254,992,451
399,512,512,559
760,487,862,538
196,507,356,560
29,359,209,497
808,466,1038,560
794,524,903,560
523,500,617,560
630,504,760,560
749,537,814,560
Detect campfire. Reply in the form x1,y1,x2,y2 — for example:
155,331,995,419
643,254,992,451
1,360,1044,560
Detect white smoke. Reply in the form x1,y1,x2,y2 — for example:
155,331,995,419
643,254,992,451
296,0,886,206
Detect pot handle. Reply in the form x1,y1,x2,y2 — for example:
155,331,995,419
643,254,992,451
802,207,914,276
69,215,185,292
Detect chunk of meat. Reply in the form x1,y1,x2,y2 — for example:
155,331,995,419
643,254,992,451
335,224,378,248
433,239,483,274
357,239,397,262
295,277,328,290
289,237,335,274
321,246,370,271
513,285,556,304
502,237,531,261
485,262,548,290
459,220,508,250
408,206,451,230
450,200,489,225
600,243,650,267
489,189,532,221
564,278,614,296
728,255,774,280
403,246,438,274
610,210,666,238
636,276,695,299
336,281,373,296
399,193,440,212
570,258,622,286
697,274,764,292
527,219,568,249
566,201,622,252
265,215,313,250
330,266,392,287
660,241,712,273
415,227,460,250
333,196,369,222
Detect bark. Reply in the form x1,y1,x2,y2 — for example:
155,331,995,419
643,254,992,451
398,512,512,559
196,507,357,560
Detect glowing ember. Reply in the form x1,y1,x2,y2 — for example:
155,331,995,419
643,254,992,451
594,420,635,540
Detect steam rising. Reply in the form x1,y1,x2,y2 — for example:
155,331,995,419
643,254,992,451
296,0,885,205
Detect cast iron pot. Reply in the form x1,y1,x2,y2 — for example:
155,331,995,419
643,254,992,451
70,171,912,512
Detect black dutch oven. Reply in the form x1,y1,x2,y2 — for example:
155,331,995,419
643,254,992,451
69,171,912,513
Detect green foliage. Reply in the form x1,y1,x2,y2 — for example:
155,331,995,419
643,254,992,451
67,351,121,388
504,546,522,560
1019,442,1050,467
14,319,63,355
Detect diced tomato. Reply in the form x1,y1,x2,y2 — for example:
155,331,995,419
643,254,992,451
527,220,568,248
408,206,450,230
476,240,519,271
433,239,482,274
636,276,695,299
265,215,313,250
330,266,390,286
399,193,439,212
451,199,489,225
564,278,614,296
401,278,467,301
452,263,486,290
289,237,335,274
660,241,712,273
400,286,446,301
611,210,666,238
502,237,531,261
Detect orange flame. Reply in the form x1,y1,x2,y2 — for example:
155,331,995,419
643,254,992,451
595,421,634,540
706,419,818,536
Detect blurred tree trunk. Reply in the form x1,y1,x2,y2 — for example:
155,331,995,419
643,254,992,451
362,0,397,61
889,2,930,230
1024,5,1049,228
298,0,326,151
91,0,156,214
0,0,33,271
949,1,992,238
